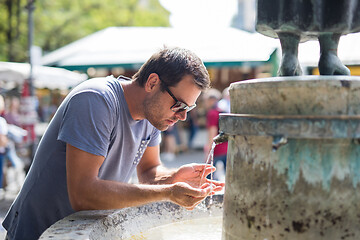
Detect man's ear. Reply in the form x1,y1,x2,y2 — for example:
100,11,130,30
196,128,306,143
144,73,160,92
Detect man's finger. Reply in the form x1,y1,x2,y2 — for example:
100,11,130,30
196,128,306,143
186,186,211,198
191,164,214,172
199,183,211,189
212,186,224,192
203,167,216,176
205,179,225,187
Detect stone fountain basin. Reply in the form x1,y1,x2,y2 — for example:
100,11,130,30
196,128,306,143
219,76,360,240
40,194,223,240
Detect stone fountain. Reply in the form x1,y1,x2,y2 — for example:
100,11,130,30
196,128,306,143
220,76,360,240
221,1,360,239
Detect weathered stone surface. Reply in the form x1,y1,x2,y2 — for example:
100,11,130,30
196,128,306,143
229,76,360,115
221,76,360,239
223,136,360,240
40,195,223,240
220,114,360,139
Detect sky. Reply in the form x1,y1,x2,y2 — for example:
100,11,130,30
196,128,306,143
159,0,238,28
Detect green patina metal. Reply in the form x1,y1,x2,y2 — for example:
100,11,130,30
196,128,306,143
275,139,360,191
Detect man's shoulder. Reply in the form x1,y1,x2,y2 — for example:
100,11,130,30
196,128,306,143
71,76,122,98
82,75,117,87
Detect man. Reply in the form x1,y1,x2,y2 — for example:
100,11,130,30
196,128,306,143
2,47,224,240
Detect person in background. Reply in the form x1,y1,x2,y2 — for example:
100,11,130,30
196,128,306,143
3,96,25,167
204,88,228,181
2,96,26,194
3,97,21,126
161,125,178,162
0,95,9,198
187,107,199,150
3,47,224,240
217,87,230,113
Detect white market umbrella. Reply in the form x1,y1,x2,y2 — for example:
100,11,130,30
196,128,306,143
41,27,280,68
0,61,88,90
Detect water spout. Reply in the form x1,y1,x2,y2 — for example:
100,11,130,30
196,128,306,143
213,132,228,145
272,135,288,151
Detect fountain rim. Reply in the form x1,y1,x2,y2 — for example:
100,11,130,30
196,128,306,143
230,75,360,84
40,195,224,240
219,113,360,139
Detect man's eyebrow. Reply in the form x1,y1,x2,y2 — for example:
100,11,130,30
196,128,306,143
178,95,194,107
169,86,192,106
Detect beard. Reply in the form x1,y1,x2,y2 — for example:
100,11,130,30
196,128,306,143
143,93,175,131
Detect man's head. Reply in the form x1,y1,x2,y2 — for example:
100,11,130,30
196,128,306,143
133,47,210,131
133,47,210,91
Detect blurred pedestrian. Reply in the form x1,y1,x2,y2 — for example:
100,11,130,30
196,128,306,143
204,88,228,181
161,125,178,161
3,97,21,126
3,96,25,168
0,95,9,197
187,107,199,150
2,96,26,193
217,87,230,113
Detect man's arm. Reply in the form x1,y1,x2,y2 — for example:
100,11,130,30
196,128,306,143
137,145,176,184
137,145,225,191
66,144,211,211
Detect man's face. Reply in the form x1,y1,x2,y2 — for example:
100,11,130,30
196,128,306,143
144,75,201,131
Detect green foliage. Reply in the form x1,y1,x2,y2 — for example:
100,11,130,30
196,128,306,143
0,0,29,62
0,0,170,62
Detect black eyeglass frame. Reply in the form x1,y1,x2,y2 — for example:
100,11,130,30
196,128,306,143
161,82,196,113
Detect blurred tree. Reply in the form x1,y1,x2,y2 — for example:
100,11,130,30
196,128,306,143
1,0,28,62
0,0,170,62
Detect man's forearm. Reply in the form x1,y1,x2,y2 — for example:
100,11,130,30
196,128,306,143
69,178,172,211
138,164,177,185
70,177,211,212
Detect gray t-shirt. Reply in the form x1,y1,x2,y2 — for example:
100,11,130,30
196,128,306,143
3,76,161,240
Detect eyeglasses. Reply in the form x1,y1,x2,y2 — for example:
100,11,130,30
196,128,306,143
162,84,196,113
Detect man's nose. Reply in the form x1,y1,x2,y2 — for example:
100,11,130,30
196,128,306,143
175,110,187,121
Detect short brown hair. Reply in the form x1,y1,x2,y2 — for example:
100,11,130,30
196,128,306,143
133,47,210,91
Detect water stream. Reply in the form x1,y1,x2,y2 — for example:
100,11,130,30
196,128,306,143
201,142,216,206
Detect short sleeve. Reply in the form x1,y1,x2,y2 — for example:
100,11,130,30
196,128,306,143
58,91,115,157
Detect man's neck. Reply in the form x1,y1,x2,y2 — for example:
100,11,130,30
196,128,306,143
121,81,145,121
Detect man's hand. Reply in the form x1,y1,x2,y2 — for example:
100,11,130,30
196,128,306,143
168,182,212,210
172,163,225,192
